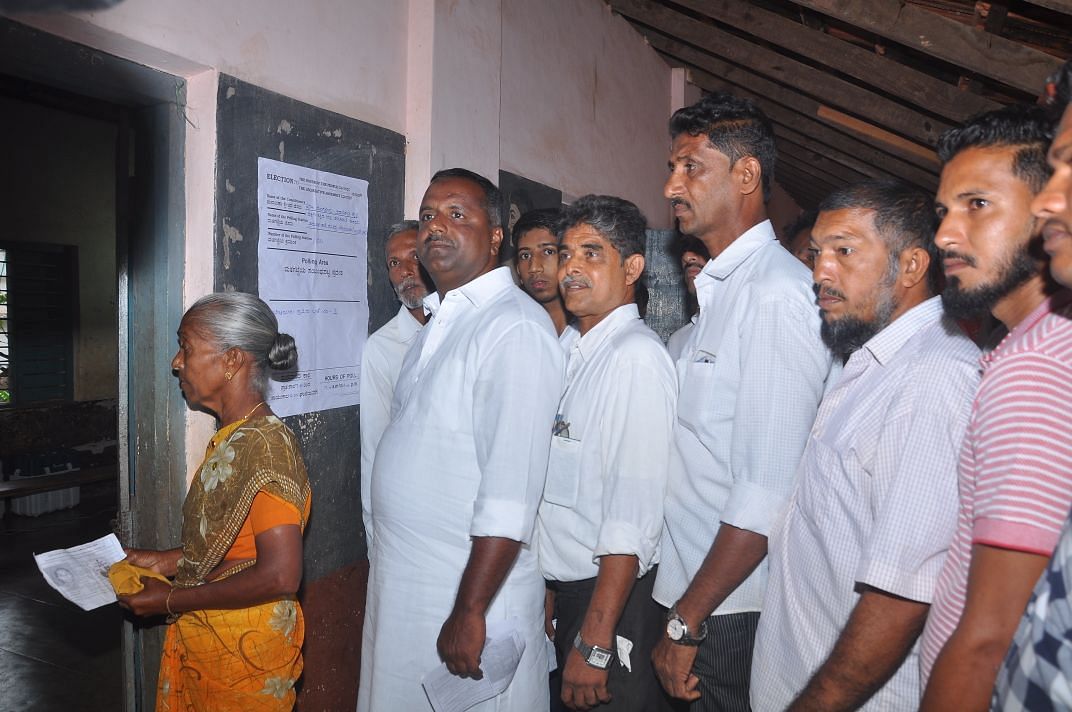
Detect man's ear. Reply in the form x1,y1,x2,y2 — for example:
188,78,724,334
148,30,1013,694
490,226,504,256
900,246,931,290
624,253,645,287
736,156,763,197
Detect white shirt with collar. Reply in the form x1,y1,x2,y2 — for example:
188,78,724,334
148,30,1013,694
536,303,677,582
667,314,698,361
359,266,564,712
751,296,980,711
360,304,424,547
654,219,834,615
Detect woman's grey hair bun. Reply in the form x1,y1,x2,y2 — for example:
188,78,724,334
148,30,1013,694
268,332,298,372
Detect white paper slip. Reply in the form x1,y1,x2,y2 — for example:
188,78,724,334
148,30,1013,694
422,618,527,712
33,533,127,611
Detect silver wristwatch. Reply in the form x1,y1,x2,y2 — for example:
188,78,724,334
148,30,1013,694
666,603,707,646
573,632,614,669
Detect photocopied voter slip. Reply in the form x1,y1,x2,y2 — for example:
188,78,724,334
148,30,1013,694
422,618,527,712
34,533,127,611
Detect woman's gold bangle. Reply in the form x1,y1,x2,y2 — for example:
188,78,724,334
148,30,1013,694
165,587,176,616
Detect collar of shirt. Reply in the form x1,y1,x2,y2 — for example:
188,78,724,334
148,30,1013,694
982,288,1072,368
396,304,424,340
421,266,515,317
573,303,640,365
693,219,776,295
855,296,945,368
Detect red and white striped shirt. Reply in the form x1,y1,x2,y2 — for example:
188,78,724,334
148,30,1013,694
920,291,1072,684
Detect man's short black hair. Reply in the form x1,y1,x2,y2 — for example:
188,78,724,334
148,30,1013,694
558,195,647,264
936,105,1055,192
674,234,709,262
511,208,562,265
818,179,942,294
429,168,503,227
669,92,777,203
781,210,818,248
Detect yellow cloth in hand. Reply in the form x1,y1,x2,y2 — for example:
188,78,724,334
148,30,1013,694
108,560,171,595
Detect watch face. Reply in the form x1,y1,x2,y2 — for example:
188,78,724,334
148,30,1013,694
667,618,685,641
591,649,613,668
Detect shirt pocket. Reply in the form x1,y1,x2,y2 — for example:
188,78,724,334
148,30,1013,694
677,358,730,437
544,435,583,508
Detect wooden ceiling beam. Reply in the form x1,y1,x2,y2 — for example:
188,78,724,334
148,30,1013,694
774,170,827,208
790,0,1061,94
680,65,940,190
773,125,891,183
776,139,874,186
669,0,999,122
1021,0,1072,14
610,0,952,146
648,38,941,186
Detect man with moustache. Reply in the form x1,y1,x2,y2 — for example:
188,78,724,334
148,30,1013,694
993,59,1072,710
535,195,676,711
513,207,579,348
358,169,564,711
666,236,708,361
918,105,1072,712
750,180,980,711
653,93,834,711
360,221,431,547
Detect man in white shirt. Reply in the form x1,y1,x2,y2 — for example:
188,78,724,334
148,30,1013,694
358,169,564,711
666,235,708,361
513,207,578,350
652,92,834,712
535,195,676,711
750,180,980,711
359,221,430,548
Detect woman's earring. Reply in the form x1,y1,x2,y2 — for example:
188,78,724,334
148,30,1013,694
225,372,233,381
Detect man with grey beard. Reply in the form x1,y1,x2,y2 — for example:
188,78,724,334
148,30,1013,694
360,220,432,549
750,180,979,711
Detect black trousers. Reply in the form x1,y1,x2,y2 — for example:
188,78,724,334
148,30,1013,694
685,611,759,712
549,567,676,712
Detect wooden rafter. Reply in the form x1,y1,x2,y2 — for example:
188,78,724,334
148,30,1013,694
668,0,999,122
791,0,1062,94
612,0,953,145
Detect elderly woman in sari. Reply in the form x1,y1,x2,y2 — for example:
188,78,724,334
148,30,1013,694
117,292,312,711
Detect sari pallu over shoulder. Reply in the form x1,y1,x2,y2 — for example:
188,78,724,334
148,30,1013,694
175,415,311,589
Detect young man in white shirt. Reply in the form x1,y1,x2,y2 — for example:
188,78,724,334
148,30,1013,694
513,207,578,350
536,195,676,711
653,92,834,712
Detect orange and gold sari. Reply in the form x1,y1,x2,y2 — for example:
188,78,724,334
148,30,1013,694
156,415,311,712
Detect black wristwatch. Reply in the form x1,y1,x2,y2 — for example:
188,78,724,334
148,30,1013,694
573,632,614,669
666,603,708,646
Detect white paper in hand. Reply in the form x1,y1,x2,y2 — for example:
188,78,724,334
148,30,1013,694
422,618,527,712
33,533,126,611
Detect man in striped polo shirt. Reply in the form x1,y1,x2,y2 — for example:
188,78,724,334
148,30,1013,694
919,104,1072,711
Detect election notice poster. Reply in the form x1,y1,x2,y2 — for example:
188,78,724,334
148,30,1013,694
257,157,369,417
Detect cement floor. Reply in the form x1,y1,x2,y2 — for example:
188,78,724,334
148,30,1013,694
0,482,123,712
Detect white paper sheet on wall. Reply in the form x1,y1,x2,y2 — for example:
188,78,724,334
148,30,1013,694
256,157,370,417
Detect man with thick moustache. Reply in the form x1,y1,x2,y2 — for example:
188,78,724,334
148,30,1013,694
535,195,676,711
993,60,1072,710
358,169,564,711
919,104,1072,711
359,221,431,549
751,180,980,711
652,92,834,711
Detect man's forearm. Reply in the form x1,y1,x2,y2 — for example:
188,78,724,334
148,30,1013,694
789,589,928,711
579,555,640,647
453,536,522,615
675,523,767,628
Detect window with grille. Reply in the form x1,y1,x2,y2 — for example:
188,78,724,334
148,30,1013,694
0,243,76,406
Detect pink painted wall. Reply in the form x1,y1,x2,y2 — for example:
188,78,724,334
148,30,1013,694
500,0,673,227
